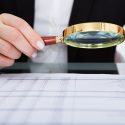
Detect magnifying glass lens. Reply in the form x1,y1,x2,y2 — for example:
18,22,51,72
64,31,124,48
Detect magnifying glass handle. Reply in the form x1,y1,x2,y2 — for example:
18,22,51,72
42,36,63,45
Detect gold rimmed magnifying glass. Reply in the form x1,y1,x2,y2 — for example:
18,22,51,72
42,22,125,49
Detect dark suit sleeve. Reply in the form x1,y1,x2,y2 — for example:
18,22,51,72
68,0,125,63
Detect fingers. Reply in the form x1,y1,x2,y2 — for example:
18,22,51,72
0,13,45,50
0,13,44,68
0,23,37,58
0,54,15,68
0,38,22,59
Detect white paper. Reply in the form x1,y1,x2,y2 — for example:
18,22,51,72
0,73,125,125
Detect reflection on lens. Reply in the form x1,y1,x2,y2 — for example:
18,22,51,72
64,31,124,48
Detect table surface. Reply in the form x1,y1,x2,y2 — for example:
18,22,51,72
1,62,125,74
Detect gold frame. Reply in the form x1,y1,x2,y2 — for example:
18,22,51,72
63,22,124,38
56,22,125,48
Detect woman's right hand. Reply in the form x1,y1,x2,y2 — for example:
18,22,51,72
0,13,45,68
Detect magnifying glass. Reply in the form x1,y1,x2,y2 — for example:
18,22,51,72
42,22,125,49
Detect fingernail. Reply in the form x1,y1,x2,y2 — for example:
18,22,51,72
36,40,45,50
32,52,37,58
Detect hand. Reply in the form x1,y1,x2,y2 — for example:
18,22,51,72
0,13,45,68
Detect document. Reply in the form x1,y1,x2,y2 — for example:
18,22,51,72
0,73,125,125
